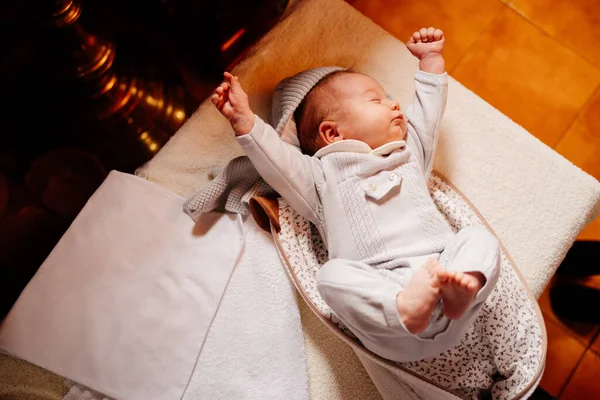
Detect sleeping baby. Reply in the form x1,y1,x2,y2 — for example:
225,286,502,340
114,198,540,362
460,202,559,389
211,27,500,362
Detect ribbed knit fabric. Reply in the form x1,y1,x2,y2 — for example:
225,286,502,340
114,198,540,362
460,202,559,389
183,67,344,219
272,66,345,134
183,156,272,219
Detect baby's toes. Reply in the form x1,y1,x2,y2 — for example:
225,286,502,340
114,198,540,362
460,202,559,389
437,269,450,283
444,270,456,284
461,274,474,290
459,274,476,292
422,258,436,272
432,264,449,282
452,272,467,289
429,273,440,289
466,277,479,292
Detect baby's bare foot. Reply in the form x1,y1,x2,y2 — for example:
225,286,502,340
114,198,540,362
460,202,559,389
396,258,446,334
440,271,485,319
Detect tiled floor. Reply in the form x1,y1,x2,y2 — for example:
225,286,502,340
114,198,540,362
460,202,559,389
349,0,600,398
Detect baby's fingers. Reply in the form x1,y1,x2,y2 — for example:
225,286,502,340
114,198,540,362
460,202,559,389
224,71,244,94
434,29,444,41
409,31,420,44
223,72,239,90
216,81,230,94
211,91,224,106
426,27,435,42
212,85,229,109
211,93,223,109
224,71,235,81
419,27,428,42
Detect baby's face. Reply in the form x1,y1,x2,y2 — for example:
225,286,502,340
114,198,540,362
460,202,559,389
325,73,407,149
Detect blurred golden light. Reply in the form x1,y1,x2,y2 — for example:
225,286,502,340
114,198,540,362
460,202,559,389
104,76,117,92
174,110,185,121
221,28,246,52
146,96,157,106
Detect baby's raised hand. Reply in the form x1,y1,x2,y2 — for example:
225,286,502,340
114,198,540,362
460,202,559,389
406,27,445,60
211,72,255,136
406,27,445,74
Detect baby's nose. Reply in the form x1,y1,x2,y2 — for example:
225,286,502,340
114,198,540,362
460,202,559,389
390,101,400,111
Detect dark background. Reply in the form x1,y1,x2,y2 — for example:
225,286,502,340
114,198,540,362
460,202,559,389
0,0,288,318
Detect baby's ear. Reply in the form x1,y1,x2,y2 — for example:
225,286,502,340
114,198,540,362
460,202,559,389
319,121,343,144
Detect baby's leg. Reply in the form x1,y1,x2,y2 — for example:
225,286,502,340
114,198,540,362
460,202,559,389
438,225,501,320
316,258,446,343
396,258,448,333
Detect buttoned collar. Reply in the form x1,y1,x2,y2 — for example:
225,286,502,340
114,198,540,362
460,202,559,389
313,139,406,159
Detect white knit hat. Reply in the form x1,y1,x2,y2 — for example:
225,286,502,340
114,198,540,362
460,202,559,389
271,66,346,149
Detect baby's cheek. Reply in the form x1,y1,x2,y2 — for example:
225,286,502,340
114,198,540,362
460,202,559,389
402,122,408,138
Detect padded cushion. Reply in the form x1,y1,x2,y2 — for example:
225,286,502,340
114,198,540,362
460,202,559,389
274,172,545,399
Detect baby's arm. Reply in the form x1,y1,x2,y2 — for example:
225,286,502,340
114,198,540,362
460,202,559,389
211,73,323,223
404,28,448,179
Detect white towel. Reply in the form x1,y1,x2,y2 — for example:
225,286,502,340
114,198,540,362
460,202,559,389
0,171,308,400
181,216,308,400
64,215,309,400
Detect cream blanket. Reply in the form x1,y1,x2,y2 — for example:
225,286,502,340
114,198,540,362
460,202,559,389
135,0,600,398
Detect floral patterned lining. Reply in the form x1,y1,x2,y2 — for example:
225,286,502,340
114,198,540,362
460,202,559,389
275,173,543,400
